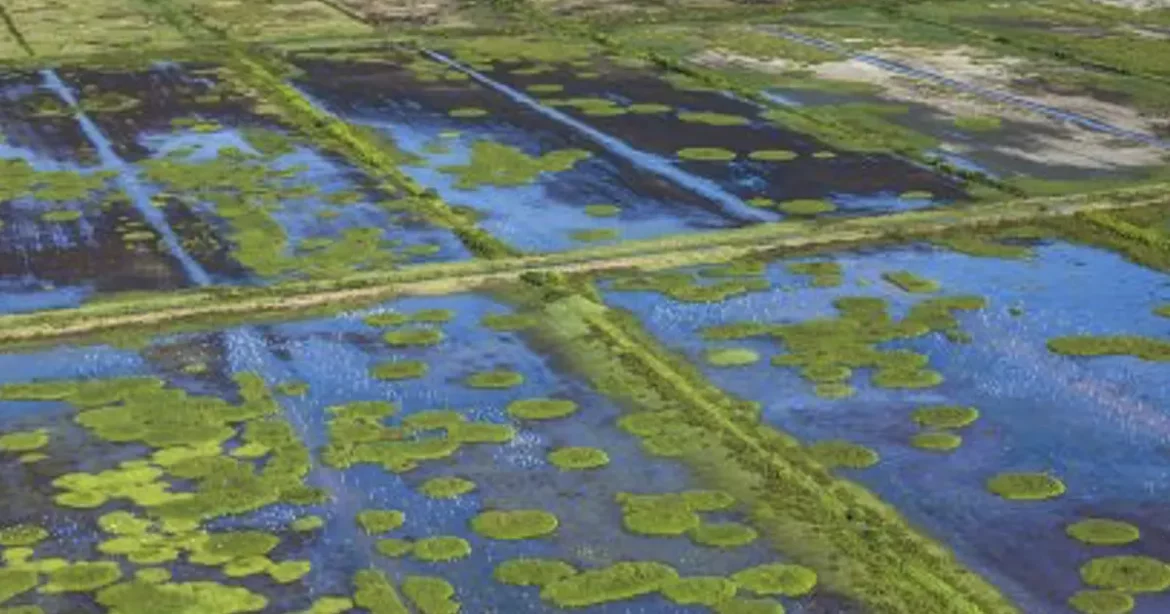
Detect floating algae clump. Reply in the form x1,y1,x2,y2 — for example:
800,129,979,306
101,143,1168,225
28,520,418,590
384,329,444,347
749,150,798,161
0,430,48,453
495,559,578,586
274,381,309,396
365,312,409,327
297,596,354,614
705,348,760,367
677,147,736,161
1080,556,1170,593
778,199,835,216
357,510,406,535
786,261,842,287
678,112,750,126
403,411,465,430
569,228,620,242
1067,519,1141,546
370,361,429,381
419,477,476,499
402,576,460,614
465,371,524,389
912,405,979,429
1047,336,1170,361
376,539,414,558
548,447,610,470
542,561,678,607
410,309,456,323
987,472,1065,500
0,569,38,604
662,576,737,606
40,561,122,593
448,107,488,118
506,398,578,420
609,271,769,303
96,580,268,614
291,516,324,532
0,525,48,547
807,440,879,469
584,204,621,217
732,563,817,597
882,271,940,294
353,569,409,614
53,465,190,509
412,537,472,562
911,432,962,452
471,510,558,540
689,522,759,548
615,490,734,536
1068,589,1135,614
481,312,539,331
440,141,590,188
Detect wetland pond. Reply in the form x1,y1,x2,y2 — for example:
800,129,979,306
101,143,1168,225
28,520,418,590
602,239,1170,613
0,292,834,613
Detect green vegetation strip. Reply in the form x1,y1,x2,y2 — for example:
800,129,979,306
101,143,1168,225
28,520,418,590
0,185,1165,347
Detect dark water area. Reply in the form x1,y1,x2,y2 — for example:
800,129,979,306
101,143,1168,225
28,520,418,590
288,52,757,252
602,241,1170,614
475,59,968,209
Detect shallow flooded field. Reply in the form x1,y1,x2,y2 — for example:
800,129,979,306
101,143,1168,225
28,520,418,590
600,239,1170,613
0,293,837,613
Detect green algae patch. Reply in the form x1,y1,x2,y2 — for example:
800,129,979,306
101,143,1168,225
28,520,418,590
778,199,836,216
715,598,785,614
1047,336,1170,361
987,472,1066,501
689,522,759,548
274,381,308,396
402,576,460,614
95,580,268,614
135,568,171,584
749,150,798,162
0,525,48,547
412,537,472,562
506,398,578,420
384,328,444,347
465,371,524,389
365,312,410,327
297,596,354,614
584,204,621,217
662,576,737,606
786,261,843,287
629,103,673,114
678,112,750,126
403,410,465,431
1068,590,1134,614
912,405,979,429
0,569,42,605
1156,305,1170,318
609,271,769,303
495,558,577,586
0,430,48,453
370,360,429,381
527,83,565,94
481,312,539,331
41,210,84,223
732,563,817,597
440,141,590,188
570,228,620,243
705,348,760,367
1081,556,1170,593
448,107,488,118
882,271,940,294
410,309,456,324
911,432,962,452
354,569,409,614
357,510,406,535
40,561,122,593
376,539,414,558
548,446,610,470
807,440,879,470
471,510,558,540
677,147,736,161
291,515,324,532
615,490,732,536
1068,519,1141,546
541,561,678,608
953,116,1002,132
419,477,476,499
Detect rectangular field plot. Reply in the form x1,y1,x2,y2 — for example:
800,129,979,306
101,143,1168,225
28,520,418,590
608,18,1170,194
52,62,469,286
0,71,195,314
429,36,971,217
174,0,371,42
600,237,1170,613
288,45,753,252
0,293,831,613
0,0,186,58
